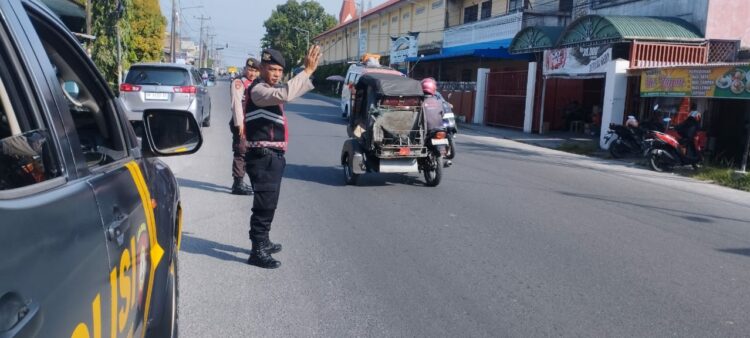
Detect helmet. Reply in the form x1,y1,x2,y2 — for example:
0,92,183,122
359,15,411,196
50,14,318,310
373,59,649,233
421,78,437,95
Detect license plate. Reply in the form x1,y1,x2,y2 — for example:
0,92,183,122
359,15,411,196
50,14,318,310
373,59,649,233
145,92,169,100
431,139,449,145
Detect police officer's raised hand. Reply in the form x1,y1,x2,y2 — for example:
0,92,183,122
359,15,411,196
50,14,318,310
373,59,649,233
303,45,321,75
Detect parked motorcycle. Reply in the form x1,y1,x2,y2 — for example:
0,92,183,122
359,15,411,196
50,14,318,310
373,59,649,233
643,123,703,172
604,123,654,158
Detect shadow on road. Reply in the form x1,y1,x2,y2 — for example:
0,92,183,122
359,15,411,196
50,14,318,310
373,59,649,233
284,163,346,186
293,111,347,126
716,248,750,257
180,232,250,263
177,177,231,194
558,191,750,224
285,163,427,187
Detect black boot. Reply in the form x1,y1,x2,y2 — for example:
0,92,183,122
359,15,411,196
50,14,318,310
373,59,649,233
247,240,281,269
231,177,254,195
264,240,282,254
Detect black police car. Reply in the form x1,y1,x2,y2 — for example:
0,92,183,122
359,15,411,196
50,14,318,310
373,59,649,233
0,1,202,337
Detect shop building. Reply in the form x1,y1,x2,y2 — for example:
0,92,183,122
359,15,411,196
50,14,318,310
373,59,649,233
505,0,750,156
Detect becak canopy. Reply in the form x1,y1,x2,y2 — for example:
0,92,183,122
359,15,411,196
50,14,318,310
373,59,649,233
356,73,423,97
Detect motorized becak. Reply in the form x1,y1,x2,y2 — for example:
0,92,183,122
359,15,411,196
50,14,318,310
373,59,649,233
341,73,444,186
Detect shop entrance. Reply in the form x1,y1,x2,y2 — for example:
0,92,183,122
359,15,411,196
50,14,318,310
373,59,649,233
536,77,605,133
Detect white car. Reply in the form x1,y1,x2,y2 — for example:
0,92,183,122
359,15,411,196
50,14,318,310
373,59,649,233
341,63,404,118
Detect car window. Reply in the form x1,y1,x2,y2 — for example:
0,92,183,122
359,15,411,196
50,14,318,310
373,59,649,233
125,66,190,86
27,10,127,168
0,23,61,191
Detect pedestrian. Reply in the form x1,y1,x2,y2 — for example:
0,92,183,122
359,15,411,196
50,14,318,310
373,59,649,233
244,46,321,268
228,58,259,195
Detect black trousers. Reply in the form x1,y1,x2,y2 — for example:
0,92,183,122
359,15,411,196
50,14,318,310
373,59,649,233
245,148,286,242
229,122,247,178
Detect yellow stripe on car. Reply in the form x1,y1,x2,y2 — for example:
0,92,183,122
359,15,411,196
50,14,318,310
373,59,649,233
124,161,164,337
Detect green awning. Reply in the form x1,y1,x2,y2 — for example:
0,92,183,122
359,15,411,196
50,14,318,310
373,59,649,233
509,26,564,54
558,15,704,47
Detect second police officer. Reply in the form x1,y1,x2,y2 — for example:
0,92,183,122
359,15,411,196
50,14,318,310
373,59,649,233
244,45,321,268
229,57,260,195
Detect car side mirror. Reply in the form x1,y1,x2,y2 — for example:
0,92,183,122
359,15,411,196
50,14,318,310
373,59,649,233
142,109,203,157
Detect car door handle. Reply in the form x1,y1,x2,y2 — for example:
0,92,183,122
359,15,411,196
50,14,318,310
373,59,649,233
106,209,130,245
0,292,41,338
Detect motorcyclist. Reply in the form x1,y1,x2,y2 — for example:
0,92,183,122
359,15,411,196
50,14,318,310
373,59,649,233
421,78,443,132
421,78,451,167
675,103,701,159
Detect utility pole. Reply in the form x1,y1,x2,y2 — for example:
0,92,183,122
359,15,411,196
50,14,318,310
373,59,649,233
357,0,362,59
207,33,217,68
195,15,210,67
170,0,176,62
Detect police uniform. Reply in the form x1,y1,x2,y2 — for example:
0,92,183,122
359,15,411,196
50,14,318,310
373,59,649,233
245,49,314,268
228,58,259,195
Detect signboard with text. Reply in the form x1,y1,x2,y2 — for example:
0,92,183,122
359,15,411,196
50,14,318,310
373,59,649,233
640,66,750,99
390,33,419,64
543,45,611,76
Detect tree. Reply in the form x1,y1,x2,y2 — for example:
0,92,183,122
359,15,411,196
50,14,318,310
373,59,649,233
127,0,166,64
261,1,336,69
90,0,131,90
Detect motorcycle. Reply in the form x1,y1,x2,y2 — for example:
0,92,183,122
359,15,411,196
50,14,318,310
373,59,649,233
643,119,703,172
604,123,651,158
421,129,449,186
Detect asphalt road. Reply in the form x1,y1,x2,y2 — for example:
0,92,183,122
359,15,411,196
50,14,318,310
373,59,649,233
162,80,750,337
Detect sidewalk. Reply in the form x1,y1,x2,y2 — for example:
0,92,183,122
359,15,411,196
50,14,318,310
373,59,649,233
458,123,609,156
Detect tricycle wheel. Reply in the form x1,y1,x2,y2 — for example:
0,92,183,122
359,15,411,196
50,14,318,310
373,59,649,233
342,153,359,185
423,154,442,187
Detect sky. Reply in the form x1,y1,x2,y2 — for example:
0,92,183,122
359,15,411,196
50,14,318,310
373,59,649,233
159,0,387,67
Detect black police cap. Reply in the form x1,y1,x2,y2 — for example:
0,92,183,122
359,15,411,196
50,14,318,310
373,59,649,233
261,49,285,68
245,57,260,70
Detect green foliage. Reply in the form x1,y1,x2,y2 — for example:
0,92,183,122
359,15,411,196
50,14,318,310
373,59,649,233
557,141,600,156
87,0,165,90
687,166,750,192
261,0,336,69
127,0,166,64
90,0,131,90
311,63,347,96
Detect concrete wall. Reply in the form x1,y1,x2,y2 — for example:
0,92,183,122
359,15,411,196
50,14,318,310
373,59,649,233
705,0,750,47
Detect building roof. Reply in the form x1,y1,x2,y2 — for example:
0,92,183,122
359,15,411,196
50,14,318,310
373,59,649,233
339,0,357,24
558,15,704,47
509,26,564,54
315,0,403,40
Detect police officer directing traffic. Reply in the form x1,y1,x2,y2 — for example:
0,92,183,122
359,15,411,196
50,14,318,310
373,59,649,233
244,45,321,268
229,57,260,195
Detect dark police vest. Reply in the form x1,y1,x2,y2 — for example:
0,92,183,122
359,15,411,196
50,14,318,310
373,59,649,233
244,80,288,150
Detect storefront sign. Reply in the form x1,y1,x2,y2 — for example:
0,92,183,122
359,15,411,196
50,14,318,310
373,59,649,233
390,33,418,64
640,66,750,99
543,45,612,76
